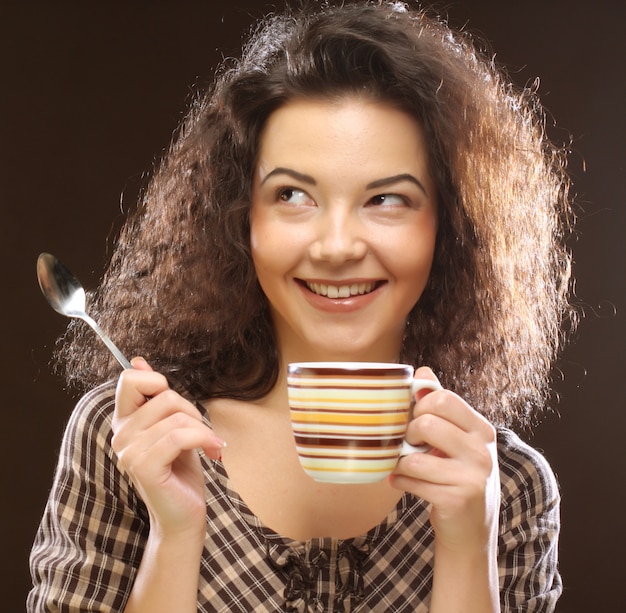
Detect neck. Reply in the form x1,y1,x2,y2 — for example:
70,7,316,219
278,344,402,369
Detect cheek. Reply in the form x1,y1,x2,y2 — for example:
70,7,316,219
249,209,275,271
396,259,433,298
248,206,263,256
250,221,296,281
250,233,274,277
251,215,311,272
377,227,436,277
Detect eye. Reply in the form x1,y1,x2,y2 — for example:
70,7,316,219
368,193,408,207
277,187,315,206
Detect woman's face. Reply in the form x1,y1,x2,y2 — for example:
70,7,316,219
250,96,438,364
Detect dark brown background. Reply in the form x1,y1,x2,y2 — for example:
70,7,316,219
2,1,624,610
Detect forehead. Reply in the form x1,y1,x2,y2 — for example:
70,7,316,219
255,96,433,188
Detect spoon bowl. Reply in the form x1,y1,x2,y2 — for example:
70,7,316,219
37,253,132,370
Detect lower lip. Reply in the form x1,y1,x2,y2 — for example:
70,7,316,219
298,282,384,313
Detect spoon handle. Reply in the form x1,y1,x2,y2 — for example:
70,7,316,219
80,313,133,370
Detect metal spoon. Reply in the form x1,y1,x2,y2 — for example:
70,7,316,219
36,252,132,370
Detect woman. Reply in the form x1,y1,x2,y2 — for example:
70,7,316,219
29,2,575,611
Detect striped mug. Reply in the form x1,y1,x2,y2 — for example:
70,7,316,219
287,362,442,484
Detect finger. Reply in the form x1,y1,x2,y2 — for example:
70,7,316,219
392,448,499,512
413,365,439,381
120,431,213,489
404,414,497,480
119,413,225,465
135,390,204,425
390,454,463,505
112,390,205,448
154,422,225,461
392,449,495,502
395,450,449,482
130,356,154,372
413,388,493,437
412,366,441,402
408,413,496,465
405,411,462,456
115,367,171,418
389,471,465,509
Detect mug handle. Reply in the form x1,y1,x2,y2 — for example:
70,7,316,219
399,378,443,456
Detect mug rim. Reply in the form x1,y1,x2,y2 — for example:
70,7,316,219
288,362,414,375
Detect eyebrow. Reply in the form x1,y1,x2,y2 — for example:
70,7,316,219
366,173,428,196
260,167,316,186
260,167,428,196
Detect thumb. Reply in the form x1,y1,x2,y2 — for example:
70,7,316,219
130,356,154,372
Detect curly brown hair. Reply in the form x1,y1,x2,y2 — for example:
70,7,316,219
56,1,576,428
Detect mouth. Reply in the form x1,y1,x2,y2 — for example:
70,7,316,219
302,280,383,299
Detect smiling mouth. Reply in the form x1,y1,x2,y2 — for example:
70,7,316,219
303,281,382,298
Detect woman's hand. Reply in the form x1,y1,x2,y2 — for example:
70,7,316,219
111,357,226,540
391,367,500,555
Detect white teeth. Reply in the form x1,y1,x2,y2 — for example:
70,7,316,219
306,281,376,297
338,286,350,298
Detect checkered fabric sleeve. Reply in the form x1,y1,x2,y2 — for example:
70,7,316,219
496,429,562,612
27,381,149,612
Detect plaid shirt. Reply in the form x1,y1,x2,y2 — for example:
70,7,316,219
28,382,561,612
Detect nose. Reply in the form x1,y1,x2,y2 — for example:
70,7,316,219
308,206,368,264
